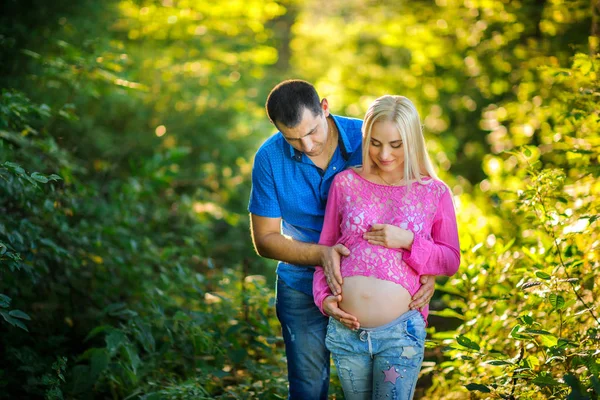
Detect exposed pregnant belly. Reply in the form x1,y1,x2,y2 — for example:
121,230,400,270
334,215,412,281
340,275,412,328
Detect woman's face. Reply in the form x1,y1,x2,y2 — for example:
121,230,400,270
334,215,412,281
368,120,404,174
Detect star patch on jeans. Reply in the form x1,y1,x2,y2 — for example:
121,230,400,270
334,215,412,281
401,346,417,358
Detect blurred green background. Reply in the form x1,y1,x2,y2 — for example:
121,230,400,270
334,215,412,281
1,0,598,398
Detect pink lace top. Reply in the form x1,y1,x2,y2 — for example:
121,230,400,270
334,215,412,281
313,169,460,321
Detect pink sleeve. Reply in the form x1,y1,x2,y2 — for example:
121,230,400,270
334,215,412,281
402,188,460,276
313,179,342,315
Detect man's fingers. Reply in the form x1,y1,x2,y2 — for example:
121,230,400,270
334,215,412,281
325,275,341,295
332,269,343,285
330,281,342,296
370,223,384,231
341,320,360,330
324,265,343,294
335,311,358,322
335,313,360,330
334,244,350,256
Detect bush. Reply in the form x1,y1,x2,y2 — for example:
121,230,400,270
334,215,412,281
426,53,600,400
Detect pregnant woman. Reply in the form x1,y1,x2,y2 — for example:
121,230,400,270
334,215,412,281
313,95,460,399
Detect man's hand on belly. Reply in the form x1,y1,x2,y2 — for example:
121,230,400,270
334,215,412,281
321,244,350,296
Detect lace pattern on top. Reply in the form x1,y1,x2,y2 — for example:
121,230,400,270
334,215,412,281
335,169,447,295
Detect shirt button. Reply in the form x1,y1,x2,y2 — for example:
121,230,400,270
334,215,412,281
333,167,337,170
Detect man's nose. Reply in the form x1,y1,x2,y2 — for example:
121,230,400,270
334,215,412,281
301,137,314,152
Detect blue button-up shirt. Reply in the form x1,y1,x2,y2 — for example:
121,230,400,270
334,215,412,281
249,115,363,295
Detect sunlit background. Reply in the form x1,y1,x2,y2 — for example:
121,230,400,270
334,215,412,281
1,0,598,398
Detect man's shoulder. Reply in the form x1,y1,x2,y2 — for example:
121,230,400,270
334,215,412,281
335,115,363,130
254,132,285,160
334,115,363,151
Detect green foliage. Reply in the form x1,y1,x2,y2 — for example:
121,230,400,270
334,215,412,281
1,1,288,397
289,2,599,397
0,84,287,398
426,53,600,399
1,0,598,399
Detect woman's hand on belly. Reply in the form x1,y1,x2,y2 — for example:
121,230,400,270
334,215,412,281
323,295,360,330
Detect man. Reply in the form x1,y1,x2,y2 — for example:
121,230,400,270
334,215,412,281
248,80,434,399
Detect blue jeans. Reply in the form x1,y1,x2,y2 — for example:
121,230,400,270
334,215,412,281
276,278,330,399
325,310,426,400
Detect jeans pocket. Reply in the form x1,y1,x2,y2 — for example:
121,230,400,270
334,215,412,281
325,319,336,349
404,315,426,346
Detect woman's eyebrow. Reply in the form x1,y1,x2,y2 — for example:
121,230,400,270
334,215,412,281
370,138,402,144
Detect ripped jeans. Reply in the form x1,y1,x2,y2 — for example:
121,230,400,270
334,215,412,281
325,310,426,400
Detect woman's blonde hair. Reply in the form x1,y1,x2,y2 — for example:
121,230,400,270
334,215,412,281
361,95,438,184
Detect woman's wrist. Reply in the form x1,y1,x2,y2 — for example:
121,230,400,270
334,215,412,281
402,230,415,250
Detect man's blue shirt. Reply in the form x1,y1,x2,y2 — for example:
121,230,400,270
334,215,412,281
249,115,363,295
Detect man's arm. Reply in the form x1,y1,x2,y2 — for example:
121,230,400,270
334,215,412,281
250,213,347,295
250,214,324,265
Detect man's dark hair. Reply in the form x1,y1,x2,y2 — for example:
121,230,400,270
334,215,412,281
265,79,323,129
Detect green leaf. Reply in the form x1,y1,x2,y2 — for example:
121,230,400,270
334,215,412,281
85,325,111,342
0,310,29,331
428,308,465,320
510,324,530,340
523,329,552,335
106,331,127,355
8,310,31,320
3,162,25,176
539,334,558,347
535,271,551,280
519,315,534,325
521,281,542,290
456,334,480,351
0,294,11,308
465,383,491,393
30,172,49,183
548,293,565,310
124,344,141,374
486,360,513,366
533,373,560,387
21,49,41,59
90,349,109,380
498,238,516,254
133,320,155,353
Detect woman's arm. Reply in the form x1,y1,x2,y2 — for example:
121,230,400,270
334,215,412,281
313,179,342,314
401,189,460,276
363,188,460,276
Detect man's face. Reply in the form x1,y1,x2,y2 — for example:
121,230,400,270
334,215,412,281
278,106,330,157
